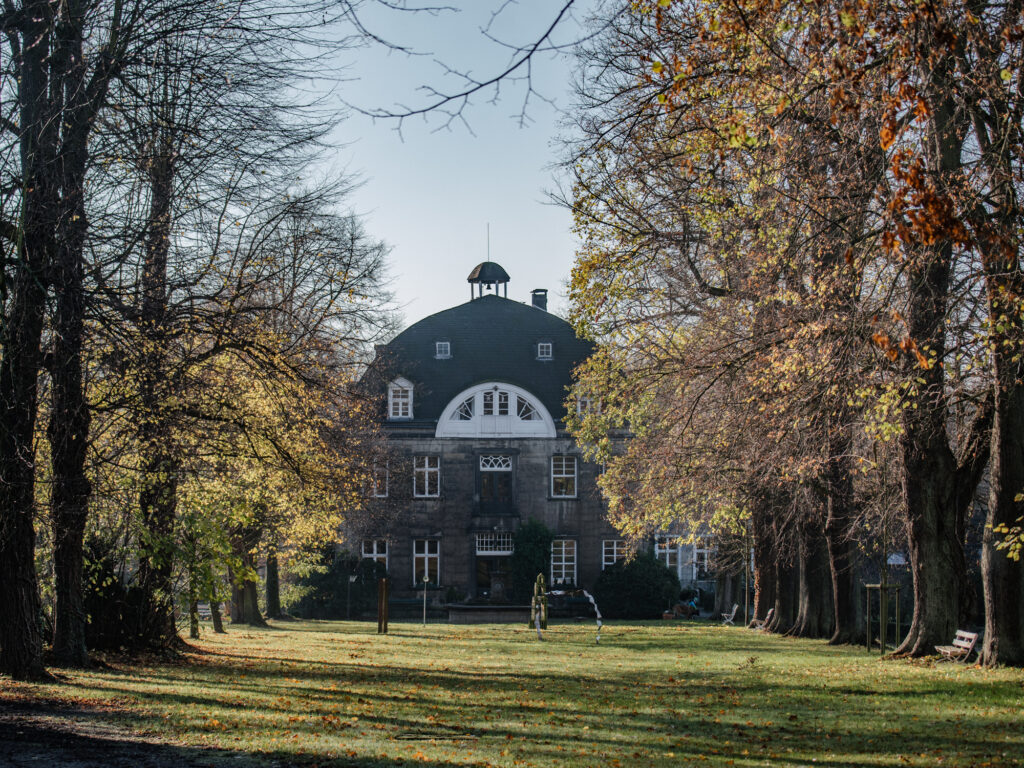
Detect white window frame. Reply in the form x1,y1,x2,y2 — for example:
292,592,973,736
550,455,577,498
537,342,553,360
655,534,682,579
551,539,577,585
362,539,388,568
602,539,625,569
475,532,514,555
372,463,389,498
435,341,451,359
479,455,512,471
413,539,440,585
388,378,414,419
693,535,714,580
452,396,474,421
413,455,440,498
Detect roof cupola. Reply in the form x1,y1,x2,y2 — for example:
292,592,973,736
467,261,510,299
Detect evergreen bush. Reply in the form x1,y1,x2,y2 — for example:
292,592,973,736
592,551,681,619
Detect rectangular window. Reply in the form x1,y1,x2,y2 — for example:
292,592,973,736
389,385,412,419
693,535,714,580
551,456,577,498
497,391,509,416
483,390,494,415
537,342,552,359
551,539,577,585
362,539,388,567
372,463,388,498
414,539,440,585
413,456,440,497
475,532,514,555
435,341,450,358
602,539,625,569
655,535,680,573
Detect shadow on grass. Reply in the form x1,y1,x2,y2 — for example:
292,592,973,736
45,621,1024,768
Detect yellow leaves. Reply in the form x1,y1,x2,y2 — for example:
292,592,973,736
651,60,664,74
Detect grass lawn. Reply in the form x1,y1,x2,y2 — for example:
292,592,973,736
3,619,1023,767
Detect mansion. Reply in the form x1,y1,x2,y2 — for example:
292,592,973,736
358,263,711,603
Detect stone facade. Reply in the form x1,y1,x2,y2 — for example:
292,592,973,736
356,264,623,604
375,432,619,602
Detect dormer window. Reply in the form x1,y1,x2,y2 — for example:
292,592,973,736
435,341,451,359
388,378,414,419
537,342,553,360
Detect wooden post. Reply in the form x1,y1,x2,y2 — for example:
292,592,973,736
377,577,389,634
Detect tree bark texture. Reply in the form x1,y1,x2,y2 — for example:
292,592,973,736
211,601,226,634
825,440,860,645
265,547,282,619
981,263,1024,665
789,514,833,639
896,59,971,656
0,0,58,680
750,501,775,623
230,579,244,623
133,125,180,649
769,562,798,634
47,30,95,667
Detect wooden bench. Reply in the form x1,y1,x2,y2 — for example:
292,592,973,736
935,630,978,662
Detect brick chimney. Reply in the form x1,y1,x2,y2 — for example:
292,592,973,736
530,289,548,312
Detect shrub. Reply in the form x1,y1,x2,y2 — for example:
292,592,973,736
509,519,553,602
592,552,681,619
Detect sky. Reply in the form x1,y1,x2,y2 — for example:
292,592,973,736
324,1,592,327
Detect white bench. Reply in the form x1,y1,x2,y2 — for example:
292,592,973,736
935,630,978,662
751,607,774,631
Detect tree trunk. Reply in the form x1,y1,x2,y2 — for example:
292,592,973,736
981,288,1024,665
188,598,200,640
243,569,268,628
770,562,798,634
789,514,833,638
825,437,859,645
211,601,226,634
0,0,56,680
895,58,968,657
750,501,775,623
265,547,283,619
230,575,244,623
133,120,180,649
46,0,115,667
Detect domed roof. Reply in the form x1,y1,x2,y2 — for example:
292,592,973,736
467,261,510,284
372,295,593,426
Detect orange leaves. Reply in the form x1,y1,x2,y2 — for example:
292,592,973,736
871,322,932,369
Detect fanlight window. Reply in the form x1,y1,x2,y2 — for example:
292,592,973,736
517,396,540,421
483,390,509,416
435,383,555,438
479,455,512,471
453,396,474,421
